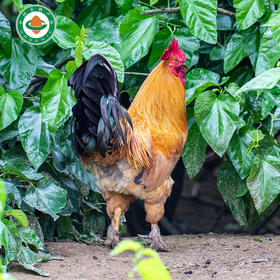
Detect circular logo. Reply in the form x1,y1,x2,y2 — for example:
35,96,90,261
16,5,56,45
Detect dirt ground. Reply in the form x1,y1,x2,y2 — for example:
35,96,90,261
10,234,280,280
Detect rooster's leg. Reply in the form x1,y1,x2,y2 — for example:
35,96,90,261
105,207,122,248
140,202,167,251
104,192,134,248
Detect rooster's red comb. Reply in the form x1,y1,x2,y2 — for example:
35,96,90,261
161,38,186,62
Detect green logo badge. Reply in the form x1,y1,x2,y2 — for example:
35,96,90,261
16,5,56,45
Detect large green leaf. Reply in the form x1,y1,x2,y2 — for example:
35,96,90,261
227,127,256,179
237,67,280,94
23,179,67,220
52,16,80,49
0,39,37,93
182,122,207,179
247,145,280,214
41,69,74,133
185,68,220,105
217,160,248,227
233,0,265,30
119,6,159,69
179,0,217,44
84,41,125,83
18,107,53,170
0,88,23,131
148,27,200,70
255,29,280,75
0,11,12,56
195,92,240,156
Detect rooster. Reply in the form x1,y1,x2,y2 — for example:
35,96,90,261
68,39,188,251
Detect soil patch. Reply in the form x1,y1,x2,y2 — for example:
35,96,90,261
10,234,280,279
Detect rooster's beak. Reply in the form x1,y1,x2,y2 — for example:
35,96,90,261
181,63,188,68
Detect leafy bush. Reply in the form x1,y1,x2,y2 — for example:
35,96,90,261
1,0,280,274
111,239,171,280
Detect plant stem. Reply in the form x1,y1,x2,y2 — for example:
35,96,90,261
141,7,236,18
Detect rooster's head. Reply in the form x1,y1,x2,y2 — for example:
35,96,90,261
161,38,187,86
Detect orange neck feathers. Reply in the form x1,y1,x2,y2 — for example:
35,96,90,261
128,61,187,153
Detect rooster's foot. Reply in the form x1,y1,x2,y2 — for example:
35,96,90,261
105,225,121,248
138,224,167,252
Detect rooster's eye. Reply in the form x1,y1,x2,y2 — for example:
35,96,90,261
174,60,178,63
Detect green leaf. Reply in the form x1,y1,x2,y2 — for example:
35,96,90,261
247,146,280,214
225,82,240,100
17,246,49,276
256,29,280,75
195,92,240,156
148,27,200,70
0,39,37,93
0,11,12,56
217,14,233,31
270,26,280,45
0,121,19,142
236,68,280,94
250,129,264,143
119,6,159,68
0,88,23,131
110,239,142,256
17,227,44,251
0,219,20,265
23,179,67,220
5,210,28,228
12,0,24,11
210,45,225,61
36,56,55,77
182,122,207,179
18,107,53,170
150,0,159,5
0,180,6,217
179,0,217,44
224,32,247,73
87,16,122,48
82,210,105,237
55,0,75,18
185,68,220,105
52,131,98,193
52,16,80,49
217,160,248,227
41,69,74,133
137,256,171,280
57,216,72,239
1,158,44,181
114,0,132,13
233,0,265,30
262,8,280,27
84,41,125,83
227,127,256,179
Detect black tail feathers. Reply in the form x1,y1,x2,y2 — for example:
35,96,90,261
68,54,132,158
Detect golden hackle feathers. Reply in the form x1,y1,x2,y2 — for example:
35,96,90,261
128,60,188,156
